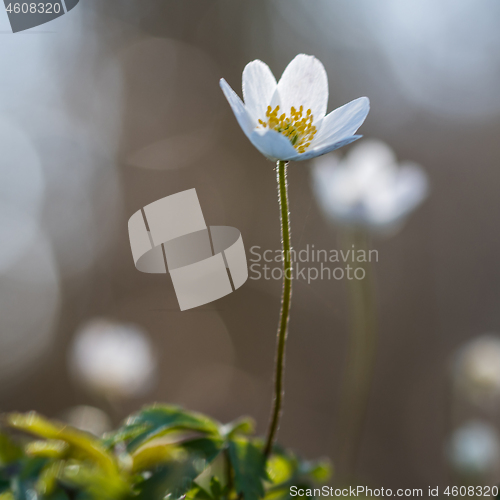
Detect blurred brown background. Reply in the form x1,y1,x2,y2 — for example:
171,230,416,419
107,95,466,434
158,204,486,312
2,0,500,491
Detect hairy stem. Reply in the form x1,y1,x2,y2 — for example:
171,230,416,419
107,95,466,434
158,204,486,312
264,160,293,458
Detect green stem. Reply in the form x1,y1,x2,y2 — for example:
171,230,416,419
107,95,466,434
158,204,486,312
264,160,293,458
224,448,233,496
337,228,378,479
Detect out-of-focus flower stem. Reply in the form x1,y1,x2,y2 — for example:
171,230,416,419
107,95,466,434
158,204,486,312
264,160,293,458
337,228,378,478
224,448,233,496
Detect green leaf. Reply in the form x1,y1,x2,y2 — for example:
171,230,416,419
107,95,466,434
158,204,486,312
25,440,68,460
228,438,267,500
209,476,223,500
61,461,129,500
0,468,12,494
35,460,63,496
2,408,333,500
9,456,49,500
302,460,331,483
186,485,213,500
102,424,149,450
174,437,225,496
44,491,70,500
18,456,49,482
266,454,295,486
134,465,173,500
0,478,10,495
8,413,118,477
264,450,332,500
181,437,224,464
131,442,184,474
134,462,197,500
184,476,225,500
117,405,221,452
134,437,224,500
0,434,23,465
221,417,255,439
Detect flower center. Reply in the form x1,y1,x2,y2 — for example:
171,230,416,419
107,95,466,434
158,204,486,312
258,105,317,154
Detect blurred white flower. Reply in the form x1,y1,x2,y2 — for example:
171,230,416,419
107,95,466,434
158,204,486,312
220,54,369,161
453,334,500,406
311,139,428,232
70,318,157,399
62,405,112,436
448,420,500,477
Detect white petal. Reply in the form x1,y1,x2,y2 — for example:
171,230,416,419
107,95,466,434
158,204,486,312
242,60,277,122
364,162,428,228
392,162,429,215
248,128,299,162
220,78,255,137
344,139,396,172
288,135,362,161
269,87,282,113
311,155,343,215
276,54,329,121
312,97,370,149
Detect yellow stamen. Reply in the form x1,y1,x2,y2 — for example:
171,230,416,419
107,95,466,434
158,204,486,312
257,105,316,153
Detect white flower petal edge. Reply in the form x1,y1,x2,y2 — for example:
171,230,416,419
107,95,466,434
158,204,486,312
311,97,370,149
242,60,277,122
286,135,362,162
276,54,329,122
220,78,255,137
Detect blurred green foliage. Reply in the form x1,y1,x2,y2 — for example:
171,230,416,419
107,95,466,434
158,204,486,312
0,405,331,500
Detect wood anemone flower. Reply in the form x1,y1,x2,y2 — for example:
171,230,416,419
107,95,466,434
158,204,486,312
220,54,370,162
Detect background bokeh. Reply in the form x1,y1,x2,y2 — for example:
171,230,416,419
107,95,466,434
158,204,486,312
2,0,500,491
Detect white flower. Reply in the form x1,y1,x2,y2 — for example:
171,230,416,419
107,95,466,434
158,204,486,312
453,334,500,405
312,139,428,232
448,421,500,477
70,318,157,399
220,54,369,162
